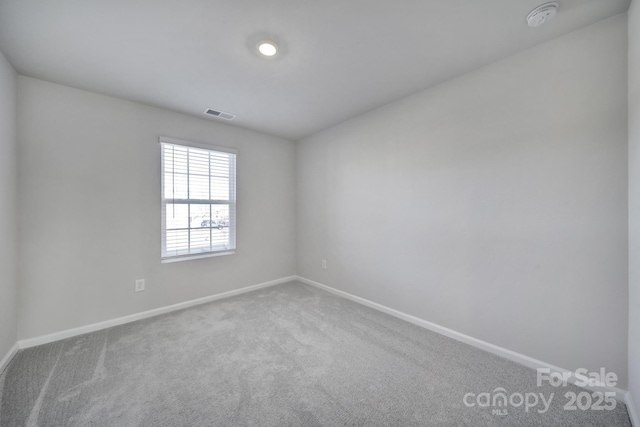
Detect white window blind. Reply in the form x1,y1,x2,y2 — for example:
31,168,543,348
160,137,237,262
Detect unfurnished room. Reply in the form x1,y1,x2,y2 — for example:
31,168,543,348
0,0,639,426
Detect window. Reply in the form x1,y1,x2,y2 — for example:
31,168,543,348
160,137,236,262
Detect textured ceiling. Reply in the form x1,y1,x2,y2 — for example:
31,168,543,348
0,0,631,140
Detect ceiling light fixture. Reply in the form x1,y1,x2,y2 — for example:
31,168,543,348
257,41,278,57
526,2,559,27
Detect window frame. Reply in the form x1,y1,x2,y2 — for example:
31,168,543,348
159,136,237,263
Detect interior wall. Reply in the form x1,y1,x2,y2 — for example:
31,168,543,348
0,50,17,361
297,16,629,387
17,77,296,340
628,0,640,415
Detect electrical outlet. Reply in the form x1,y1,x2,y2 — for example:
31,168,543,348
135,279,145,292
322,259,327,270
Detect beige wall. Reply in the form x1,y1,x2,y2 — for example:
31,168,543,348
628,0,640,415
0,50,17,363
17,77,296,339
297,16,629,387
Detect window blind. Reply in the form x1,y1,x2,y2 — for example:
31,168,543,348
160,138,236,261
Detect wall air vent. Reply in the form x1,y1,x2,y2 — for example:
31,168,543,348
204,108,236,120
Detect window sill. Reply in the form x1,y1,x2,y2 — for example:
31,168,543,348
161,250,235,263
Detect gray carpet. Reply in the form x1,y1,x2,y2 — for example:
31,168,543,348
0,281,632,426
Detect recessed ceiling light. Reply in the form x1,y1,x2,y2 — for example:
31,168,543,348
257,41,278,57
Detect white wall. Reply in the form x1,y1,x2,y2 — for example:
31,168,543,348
17,77,296,340
628,0,640,416
0,51,17,362
297,16,629,387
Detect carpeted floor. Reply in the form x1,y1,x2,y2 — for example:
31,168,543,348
0,281,632,426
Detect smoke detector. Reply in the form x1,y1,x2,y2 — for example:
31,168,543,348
526,2,559,27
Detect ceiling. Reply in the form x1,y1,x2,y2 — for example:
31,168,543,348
0,0,631,140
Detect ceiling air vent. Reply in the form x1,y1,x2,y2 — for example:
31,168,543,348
204,108,236,120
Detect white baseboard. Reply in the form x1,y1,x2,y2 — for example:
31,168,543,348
18,276,297,349
626,392,639,427
0,342,19,375
296,276,630,404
